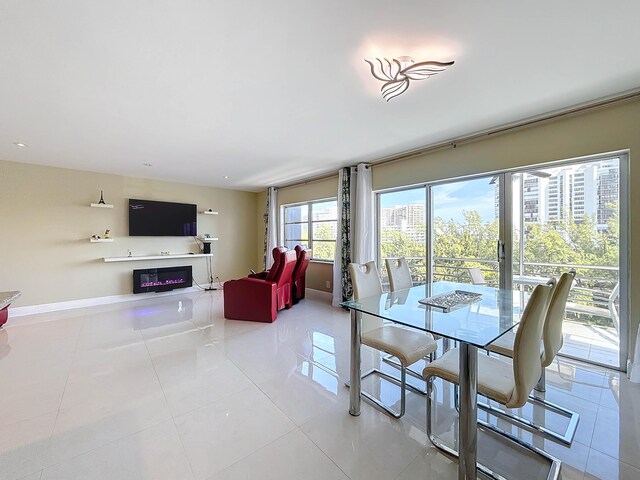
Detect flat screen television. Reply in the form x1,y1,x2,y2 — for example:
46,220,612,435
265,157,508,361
129,199,197,236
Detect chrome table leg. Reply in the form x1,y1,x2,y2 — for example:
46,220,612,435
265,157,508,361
458,342,478,480
349,308,362,416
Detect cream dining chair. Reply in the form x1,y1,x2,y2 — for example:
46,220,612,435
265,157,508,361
347,261,437,418
384,257,440,383
484,270,579,445
385,257,413,291
423,283,561,480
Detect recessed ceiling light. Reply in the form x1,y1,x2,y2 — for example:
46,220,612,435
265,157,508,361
13,142,28,147
223,176,229,179
143,162,153,167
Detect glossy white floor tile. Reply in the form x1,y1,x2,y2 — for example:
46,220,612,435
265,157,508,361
174,386,295,479
42,420,194,480
0,289,638,480
207,429,348,480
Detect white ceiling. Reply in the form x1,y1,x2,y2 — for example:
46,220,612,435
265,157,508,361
1,1,639,191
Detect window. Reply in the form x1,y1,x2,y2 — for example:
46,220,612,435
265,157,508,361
377,187,427,286
282,199,337,261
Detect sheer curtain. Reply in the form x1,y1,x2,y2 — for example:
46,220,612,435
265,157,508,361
332,163,373,306
352,163,374,265
264,186,278,269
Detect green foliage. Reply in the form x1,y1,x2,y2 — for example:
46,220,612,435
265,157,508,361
311,223,336,260
381,209,619,287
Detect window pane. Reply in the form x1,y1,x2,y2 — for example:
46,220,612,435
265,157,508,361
285,223,308,241
285,205,308,223
379,187,427,285
312,221,337,241
284,240,298,250
312,201,337,221
312,241,335,261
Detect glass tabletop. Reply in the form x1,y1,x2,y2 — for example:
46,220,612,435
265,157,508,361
340,281,526,348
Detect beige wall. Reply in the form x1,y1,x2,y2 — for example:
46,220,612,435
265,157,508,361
259,98,640,360
0,160,258,307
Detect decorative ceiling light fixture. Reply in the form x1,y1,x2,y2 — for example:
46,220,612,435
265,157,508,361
365,56,454,101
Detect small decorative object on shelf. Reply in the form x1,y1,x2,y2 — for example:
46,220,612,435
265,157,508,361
103,229,110,239
127,249,132,257
91,234,101,240
98,190,106,205
200,209,219,215
160,251,171,255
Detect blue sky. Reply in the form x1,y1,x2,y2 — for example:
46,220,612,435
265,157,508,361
380,177,497,223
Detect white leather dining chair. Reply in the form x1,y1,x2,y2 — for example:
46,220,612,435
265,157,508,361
423,283,561,480
385,257,413,291
485,270,579,445
347,261,437,418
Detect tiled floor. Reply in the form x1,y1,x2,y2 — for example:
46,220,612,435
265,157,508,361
560,322,619,368
0,291,638,480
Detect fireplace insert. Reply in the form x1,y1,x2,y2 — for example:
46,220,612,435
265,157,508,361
133,266,193,293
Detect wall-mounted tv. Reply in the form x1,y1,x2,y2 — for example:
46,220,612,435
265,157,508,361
129,199,197,236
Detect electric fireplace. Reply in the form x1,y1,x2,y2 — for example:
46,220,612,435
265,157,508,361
133,266,193,294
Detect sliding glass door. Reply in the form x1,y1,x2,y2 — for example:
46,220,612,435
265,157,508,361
512,157,625,368
430,175,507,288
376,152,628,370
377,187,427,287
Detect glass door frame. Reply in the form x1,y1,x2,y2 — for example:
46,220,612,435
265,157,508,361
375,150,630,371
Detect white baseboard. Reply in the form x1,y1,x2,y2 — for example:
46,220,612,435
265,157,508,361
9,285,215,318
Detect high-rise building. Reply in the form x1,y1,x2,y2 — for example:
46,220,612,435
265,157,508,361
380,203,426,244
519,160,618,231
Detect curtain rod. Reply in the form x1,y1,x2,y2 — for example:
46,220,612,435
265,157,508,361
276,89,640,191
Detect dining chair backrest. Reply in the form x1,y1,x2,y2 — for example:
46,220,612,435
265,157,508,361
349,261,383,300
509,282,554,409
468,268,487,285
385,257,413,291
541,270,575,367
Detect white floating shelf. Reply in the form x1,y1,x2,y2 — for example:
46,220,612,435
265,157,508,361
199,210,219,215
90,238,114,243
104,253,213,263
200,237,219,243
90,203,114,209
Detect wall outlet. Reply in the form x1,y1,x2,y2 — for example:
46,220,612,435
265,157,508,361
325,280,331,289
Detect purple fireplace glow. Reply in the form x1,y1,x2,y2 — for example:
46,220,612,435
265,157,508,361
133,266,193,294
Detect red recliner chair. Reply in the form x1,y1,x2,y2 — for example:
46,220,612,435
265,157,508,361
247,247,285,280
292,245,310,304
224,247,297,323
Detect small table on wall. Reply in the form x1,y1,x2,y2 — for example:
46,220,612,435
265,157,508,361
0,291,21,328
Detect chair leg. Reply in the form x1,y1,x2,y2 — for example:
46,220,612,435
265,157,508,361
425,375,562,480
535,368,546,393
381,354,428,395
345,367,409,418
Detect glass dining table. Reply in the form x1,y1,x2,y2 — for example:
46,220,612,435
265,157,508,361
341,281,526,480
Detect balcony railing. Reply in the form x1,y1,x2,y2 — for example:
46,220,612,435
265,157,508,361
379,255,619,330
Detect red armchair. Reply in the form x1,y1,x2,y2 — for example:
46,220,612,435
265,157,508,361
224,248,297,323
292,245,310,304
247,247,287,280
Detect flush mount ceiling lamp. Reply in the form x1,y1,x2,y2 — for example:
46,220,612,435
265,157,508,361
364,56,454,101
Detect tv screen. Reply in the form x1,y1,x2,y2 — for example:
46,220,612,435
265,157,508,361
129,199,197,236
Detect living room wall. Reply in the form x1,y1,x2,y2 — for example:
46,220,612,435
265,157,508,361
0,160,258,308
